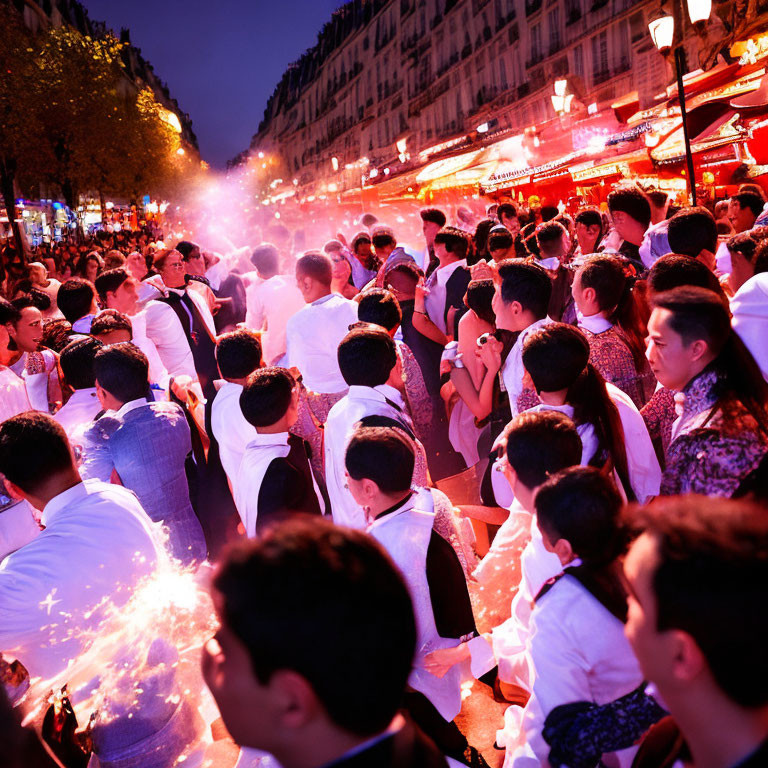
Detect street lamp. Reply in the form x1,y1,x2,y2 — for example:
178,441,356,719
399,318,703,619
551,79,574,116
648,0,711,205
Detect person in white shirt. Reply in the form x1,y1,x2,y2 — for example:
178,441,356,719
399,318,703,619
285,250,358,412
143,249,219,397
507,467,642,767
0,411,162,680
210,329,262,488
483,261,553,417
95,267,170,390
245,243,304,365
325,326,428,529
57,277,99,334
235,367,326,538
54,335,104,448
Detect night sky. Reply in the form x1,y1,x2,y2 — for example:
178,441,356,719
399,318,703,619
85,0,344,168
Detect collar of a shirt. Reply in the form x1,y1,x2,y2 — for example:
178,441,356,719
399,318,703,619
434,258,467,287
42,480,89,527
311,293,335,307
245,431,290,450
681,366,719,417
578,312,614,335
113,397,149,419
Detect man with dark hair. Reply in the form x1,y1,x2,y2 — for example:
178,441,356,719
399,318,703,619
0,412,161,678
497,203,520,236
487,228,515,261
82,343,207,565
90,309,132,345
210,329,262,487
607,187,652,268
286,251,357,410
234,367,325,537
728,191,764,233
647,253,725,298
56,278,98,332
423,226,471,337
625,497,768,767
483,261,552,416
667,207,718,271
246,243,304,365
574,208,605,255
202,518,446,768
349,231,380,288
357,288,403,332
325,326,426,528
54,336,104,444
535,220,577,322
420,207,447,275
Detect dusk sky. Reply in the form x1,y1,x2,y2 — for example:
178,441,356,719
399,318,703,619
86,0,345,168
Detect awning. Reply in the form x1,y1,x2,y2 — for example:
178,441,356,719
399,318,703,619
416,149,483,183
571,150,651,183
419,161,499,194
651,109,746,164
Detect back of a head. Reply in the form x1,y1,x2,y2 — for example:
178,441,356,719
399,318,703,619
60,336,103,390
523,322,590,392
361,213,379,229
356,289,402,332
0,412,73,494
212,517,416,736
345,426,415,494
216,329,263,380
240,366,294,428
0,297,20,326
487,230,514,253
503,410,582,489
434,226,470,259
536,221,567,257
419,207,447,228
497,259,552,319
575,208,603,229
465,279,496,325
251,243,280,276
579,254,627,312
371,226,396,250
648,253,723,296
103,250,125,271
535,466,625,566
607,187,652,229
629,496,768,708
295,250,332,287
323,239,345,255
351,232,372,253
94,268,130,303
90,309,132,338
540,205,559,222
667,207,717,258
337,327,396,387
93,342,149,403
57,278,95,324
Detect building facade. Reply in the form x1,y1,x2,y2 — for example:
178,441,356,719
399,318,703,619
245,0,678,193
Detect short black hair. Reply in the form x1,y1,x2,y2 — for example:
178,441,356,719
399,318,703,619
434,226,470,259
731,192,764,219
361,212,379,228
522,322,590,392
351,232,372,252
536,221,567,250
213,517,416,735
726,231,761,264
465,279,495,325
60,336,103,390
41,318,73,354
497,203,517,222
90,309,132,337
57,278,95,324
668,207,718,257
176,240,200,260
0,412,74,493
357,289,402,332
337,327,397,387
647,190,669,209
487,230,514,252
240,366,295,428
419,207,447,227
296,250,332,286
250,243,279,276
93,343,150,403
371,226,396,249
94,268,130,303
502,410,582,489
535,466,625,565
0,297,20,326
648,253,723,296
497,260,552,319
216,329,263,380
345,426,414,494
575,208,603,229
607,187,652,229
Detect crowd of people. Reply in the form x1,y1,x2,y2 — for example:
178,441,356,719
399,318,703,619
1,180,767,768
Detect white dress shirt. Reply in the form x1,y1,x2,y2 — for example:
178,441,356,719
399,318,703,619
501,317,553,416
506,574,643,768
285,293,358,394
54,387,101,446
0,366,31,421
424,258,467,334
325,384,413,528
245,274,304,365
129,309,171,390
0,480,162,679
144,286,217,382
210,380,257,487
731,272,768,381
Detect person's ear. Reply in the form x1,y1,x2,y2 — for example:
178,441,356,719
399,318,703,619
669,629,708,685
552,537,574,565
510,300,523,316
362,477,380,502
1,475,25,501
689,338,710,363
582,286,597,307
269,669,321,731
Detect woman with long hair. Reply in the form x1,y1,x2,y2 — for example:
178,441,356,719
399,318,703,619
572,254,656,408
522,323,661,503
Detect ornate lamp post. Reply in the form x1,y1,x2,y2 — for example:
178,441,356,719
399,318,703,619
648,0,712,205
